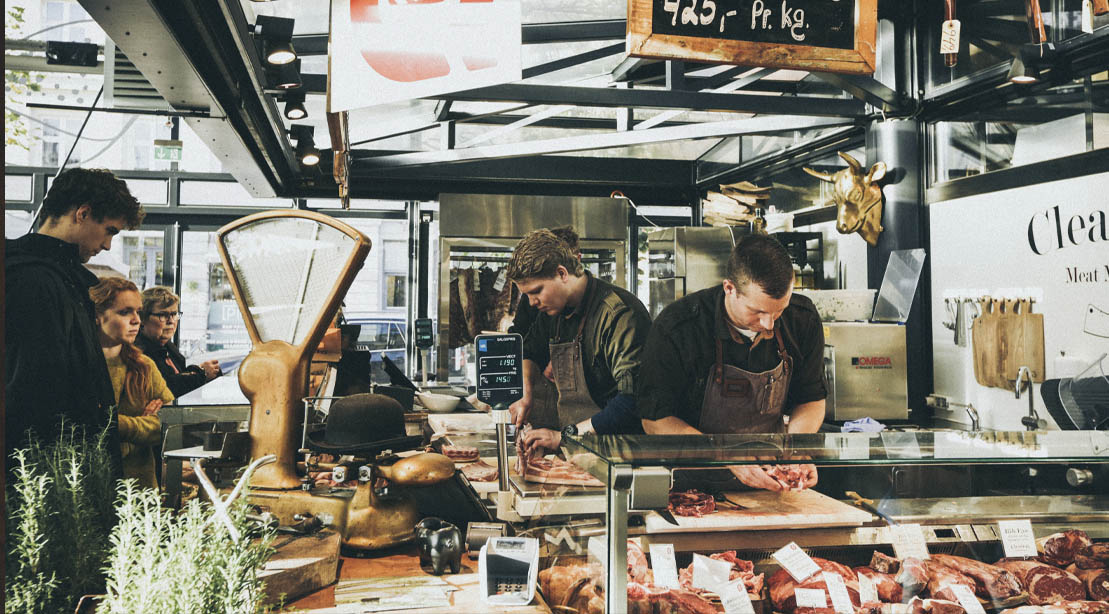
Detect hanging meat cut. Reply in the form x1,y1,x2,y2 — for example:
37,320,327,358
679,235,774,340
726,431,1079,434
459,459,498,482
668,490,716,517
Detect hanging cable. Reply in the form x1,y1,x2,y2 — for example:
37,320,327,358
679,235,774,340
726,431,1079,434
29,85,103,230
610,190,659,228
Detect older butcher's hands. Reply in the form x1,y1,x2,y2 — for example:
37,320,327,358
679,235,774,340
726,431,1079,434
521,427,562,460
727,464,785,491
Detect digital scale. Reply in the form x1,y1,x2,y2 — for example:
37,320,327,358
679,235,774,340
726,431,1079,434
478,536,539,606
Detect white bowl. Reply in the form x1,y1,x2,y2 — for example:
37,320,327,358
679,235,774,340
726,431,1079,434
417,391,461,413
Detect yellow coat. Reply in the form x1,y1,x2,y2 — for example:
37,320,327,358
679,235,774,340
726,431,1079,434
106,354,174,488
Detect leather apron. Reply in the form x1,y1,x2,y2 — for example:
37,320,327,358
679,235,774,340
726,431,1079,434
697,328,793,434
549,293,599,428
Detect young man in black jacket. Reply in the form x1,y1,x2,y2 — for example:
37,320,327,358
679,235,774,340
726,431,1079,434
5,168,144,469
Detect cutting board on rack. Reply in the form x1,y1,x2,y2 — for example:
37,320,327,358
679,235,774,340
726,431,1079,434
643,489,873,533
973,298,1044,389
972,297,1001,387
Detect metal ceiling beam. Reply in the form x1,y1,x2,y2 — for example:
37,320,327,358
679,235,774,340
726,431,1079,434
354,115,855,170
431,83,866,117
449,112,696,130
522,42,625,80
812,72,907,113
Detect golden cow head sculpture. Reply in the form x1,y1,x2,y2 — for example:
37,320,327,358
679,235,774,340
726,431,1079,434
803,152,887,247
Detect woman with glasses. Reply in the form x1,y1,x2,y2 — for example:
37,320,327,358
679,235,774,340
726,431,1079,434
135,286,221,397
91,277,174,488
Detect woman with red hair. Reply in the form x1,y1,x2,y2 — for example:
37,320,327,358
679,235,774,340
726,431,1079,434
90,277,173,488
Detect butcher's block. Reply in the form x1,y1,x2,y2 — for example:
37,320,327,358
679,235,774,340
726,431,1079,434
644,489,873,533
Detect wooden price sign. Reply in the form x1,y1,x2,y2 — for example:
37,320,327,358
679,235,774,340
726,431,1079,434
628,0,878,74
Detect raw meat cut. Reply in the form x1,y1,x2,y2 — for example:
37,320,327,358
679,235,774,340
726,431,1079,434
1075,543,1109,569
668,490,716,517
871,551,902,574
897,557,931,600
678,550,764,596
523,456,603,487
459,459,498,482
929,554,1023,601
540,562,717,614
854,566,903,603
440,444,479,462
628,539,650,585
1073,566,1109,601
1038,530,1093,567
764,464,806,490
993,558,1085,605
907,598,967,614
769,557,860,613
1000,603,1109,614
924,560,978,603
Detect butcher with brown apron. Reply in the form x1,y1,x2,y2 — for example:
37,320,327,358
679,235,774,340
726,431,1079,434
637,234,828,491
503,230,652,461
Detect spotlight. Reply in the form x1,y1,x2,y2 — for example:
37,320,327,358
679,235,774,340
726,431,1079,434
289,124,320,166
284,91,307,120
252,15,296,65
269,58,302,90
1008,43,1056,85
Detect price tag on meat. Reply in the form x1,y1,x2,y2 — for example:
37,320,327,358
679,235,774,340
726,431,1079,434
823,572,854,614
649,544,680,589
692,553,734,591
795,588,828,609
720,578,756,614
997,519,1037,558
475,333,524,407
773,542,821,582
891,524,930,560
949,584,987,614
858,572,879,604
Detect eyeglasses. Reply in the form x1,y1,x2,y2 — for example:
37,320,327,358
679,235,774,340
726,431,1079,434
151,311,182,321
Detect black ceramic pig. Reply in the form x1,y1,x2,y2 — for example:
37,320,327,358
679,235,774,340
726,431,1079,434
415,517,462,575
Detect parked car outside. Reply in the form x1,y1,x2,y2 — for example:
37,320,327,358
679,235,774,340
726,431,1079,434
345,315,408,384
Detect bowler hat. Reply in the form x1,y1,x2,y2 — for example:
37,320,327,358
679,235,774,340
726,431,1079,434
306,393,422,455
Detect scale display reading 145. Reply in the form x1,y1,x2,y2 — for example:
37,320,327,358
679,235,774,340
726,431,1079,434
475,333,523,407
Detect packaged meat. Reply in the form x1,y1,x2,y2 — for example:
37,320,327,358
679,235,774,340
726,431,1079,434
854,566,904,603
871,551,902,574
668,490,716,517
769,557,860,613
1073,566,1109,601
929,554,1023,601
440,444,480,462
994,558,1085,605
459,459,498,482
1038,530,1093,567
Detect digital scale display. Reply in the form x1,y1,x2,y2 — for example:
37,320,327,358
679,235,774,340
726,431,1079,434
475,333,523,407
414,318,434,349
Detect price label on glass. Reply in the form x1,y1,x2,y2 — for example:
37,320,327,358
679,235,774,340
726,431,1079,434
414,318,434,349
475,333,524,407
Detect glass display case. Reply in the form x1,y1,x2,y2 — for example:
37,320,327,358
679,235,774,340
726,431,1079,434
526,431,1109,614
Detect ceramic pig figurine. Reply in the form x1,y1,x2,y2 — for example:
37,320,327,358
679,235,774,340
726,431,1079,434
415,517,462,575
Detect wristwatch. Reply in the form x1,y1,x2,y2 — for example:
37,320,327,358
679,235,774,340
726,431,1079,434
561,423,579,438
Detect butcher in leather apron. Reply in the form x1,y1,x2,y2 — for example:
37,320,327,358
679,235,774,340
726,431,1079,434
548,298,599,428
698,331,793,434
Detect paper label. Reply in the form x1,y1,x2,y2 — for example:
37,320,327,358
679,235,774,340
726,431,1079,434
773,542,821,582
795,588,828,609
997,519,1038,558
858,572,880,604
891,524,930,560
1082,0,1095,33
720,578,756,614
940,19,961,54
587,536,606,568
493,268,507,292
692,553,734,592
949,583,987,614
823,572,854,614
649,544,681,590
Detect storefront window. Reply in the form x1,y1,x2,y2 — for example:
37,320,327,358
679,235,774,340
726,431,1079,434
178,230,250,363
105,229,165,289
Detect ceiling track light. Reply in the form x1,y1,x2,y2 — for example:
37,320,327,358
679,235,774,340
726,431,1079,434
269,58,302,90
1008,42,1057,85
252,15,296,65
289,124,320,166
284,92,307,120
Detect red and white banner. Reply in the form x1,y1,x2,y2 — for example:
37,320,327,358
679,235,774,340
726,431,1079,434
328,0,522,112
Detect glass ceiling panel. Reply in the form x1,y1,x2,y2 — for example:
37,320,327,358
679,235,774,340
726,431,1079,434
521,40,626,85
521,1,626,23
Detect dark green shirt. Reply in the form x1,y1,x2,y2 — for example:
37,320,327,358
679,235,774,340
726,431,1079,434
522,274,651,409
636,285,827,427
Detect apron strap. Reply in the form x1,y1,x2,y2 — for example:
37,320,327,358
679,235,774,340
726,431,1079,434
556,276,593,343
714,338,724,384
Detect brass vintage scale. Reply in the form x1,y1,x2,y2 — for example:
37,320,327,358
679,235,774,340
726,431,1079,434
212,210,454,551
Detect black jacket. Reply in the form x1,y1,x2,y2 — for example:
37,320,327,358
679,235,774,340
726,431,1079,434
5,233,121,471
134,333,207,397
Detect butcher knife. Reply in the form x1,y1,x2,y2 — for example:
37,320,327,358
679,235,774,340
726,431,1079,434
655,507,681,526
846,491,897,526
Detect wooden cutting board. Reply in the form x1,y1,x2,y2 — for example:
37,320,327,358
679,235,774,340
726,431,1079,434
972,297,1000,387
644,489,873,533
999,299,1045,385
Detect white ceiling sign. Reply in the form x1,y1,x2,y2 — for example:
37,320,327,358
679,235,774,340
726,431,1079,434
328,0,522,112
